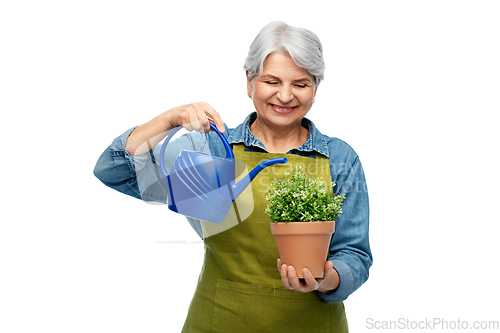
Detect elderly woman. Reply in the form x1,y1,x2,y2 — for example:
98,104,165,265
94,21,371,332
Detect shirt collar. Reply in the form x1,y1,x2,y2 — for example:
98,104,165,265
227,112,330,158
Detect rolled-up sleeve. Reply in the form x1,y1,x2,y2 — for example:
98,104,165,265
94,125,174,203
317,155,372,303
93,127,143,199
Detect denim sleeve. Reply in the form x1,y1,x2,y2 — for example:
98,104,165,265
93,127,142,199
317,152,372,303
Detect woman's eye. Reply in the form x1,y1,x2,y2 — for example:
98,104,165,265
265,81,278,85
295,84,307,88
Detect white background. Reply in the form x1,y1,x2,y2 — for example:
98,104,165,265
1,1,499,332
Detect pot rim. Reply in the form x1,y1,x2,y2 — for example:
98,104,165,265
270,221,335,235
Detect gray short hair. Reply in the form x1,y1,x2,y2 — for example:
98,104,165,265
243,21,324,86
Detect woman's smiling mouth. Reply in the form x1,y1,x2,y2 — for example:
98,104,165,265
270,104,297,114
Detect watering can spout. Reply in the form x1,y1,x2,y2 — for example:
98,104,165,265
231,157,288,199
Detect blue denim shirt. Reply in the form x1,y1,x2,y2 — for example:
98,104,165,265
94,112,372,303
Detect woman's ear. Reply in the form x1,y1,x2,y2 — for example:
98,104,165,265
246,71,253,98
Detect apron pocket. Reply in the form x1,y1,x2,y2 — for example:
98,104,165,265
212,279,347,333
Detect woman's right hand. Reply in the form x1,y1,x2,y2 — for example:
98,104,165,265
125,101,224,156
166,101,225,134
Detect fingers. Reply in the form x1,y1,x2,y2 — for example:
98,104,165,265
324,260,334,276
287,267,318,293
194,107,211,133
200,102,225,133
277,259,293,290
316,262,340,293
277,259,318,293
286,266,302,291
301,268,319,290
170,101,224,133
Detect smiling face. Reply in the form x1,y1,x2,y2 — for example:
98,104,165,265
247,51,318,130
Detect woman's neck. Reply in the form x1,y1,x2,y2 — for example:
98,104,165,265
250,116,309,154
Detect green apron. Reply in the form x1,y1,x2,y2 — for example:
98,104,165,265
182,144,348,332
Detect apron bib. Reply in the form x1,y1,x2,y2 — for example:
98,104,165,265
182,144,348,333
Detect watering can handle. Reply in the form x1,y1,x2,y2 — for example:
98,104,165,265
159,123,234,177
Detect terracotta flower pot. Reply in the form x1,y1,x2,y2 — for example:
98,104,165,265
270,221,335,278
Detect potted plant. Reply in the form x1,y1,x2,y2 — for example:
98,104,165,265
265,166,346,278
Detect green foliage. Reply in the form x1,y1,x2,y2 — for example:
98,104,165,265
265,166,346,223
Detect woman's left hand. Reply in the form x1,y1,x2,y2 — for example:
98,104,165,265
277,258,340,294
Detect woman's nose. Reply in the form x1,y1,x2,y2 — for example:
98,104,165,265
277,85,294,104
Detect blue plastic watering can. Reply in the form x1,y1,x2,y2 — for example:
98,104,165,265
159,123,288,223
